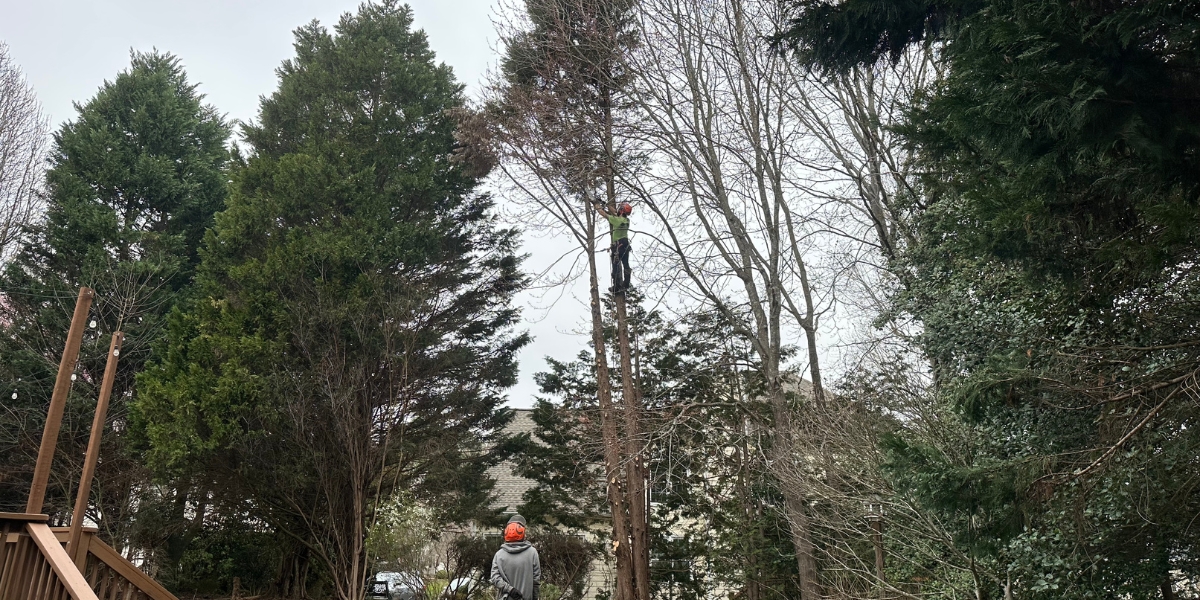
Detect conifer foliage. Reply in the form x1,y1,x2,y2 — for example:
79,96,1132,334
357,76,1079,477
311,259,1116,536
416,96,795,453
779,0,1200,597
134,3,527,598
515,308,803,600
0,52,229,528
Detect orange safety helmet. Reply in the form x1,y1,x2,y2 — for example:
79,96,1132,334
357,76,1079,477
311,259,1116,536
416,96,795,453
504,521,526,543
617,202,633,216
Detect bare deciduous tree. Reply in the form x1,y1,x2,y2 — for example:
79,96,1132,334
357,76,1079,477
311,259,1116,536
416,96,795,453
780,46,939,370
627,0,829,595
491,0,949,597
627,0,946,597
0,42,48,265
487,2,651,599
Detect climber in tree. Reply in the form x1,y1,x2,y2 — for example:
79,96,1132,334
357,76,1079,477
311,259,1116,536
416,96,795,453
594,201,633,294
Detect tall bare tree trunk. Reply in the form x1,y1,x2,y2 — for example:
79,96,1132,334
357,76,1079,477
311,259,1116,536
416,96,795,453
614,294,650,599
738,427,763,600
350,472,366,600
604,78,651,599
587,206,638,600
764,377,822,599
1161,578,1176,600
489,2,650,596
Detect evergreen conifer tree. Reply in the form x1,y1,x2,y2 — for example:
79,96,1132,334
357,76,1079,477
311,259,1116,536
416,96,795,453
134,3,527,598
516,308,802,600
0,52,229,534
779,1,1200,597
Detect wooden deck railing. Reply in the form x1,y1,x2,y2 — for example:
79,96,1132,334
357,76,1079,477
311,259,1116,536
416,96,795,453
0,514,177,600
0,513,96,600
55,529,176,600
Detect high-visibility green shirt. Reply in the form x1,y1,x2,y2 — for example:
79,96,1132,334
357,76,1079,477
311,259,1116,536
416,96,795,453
606,215,629,242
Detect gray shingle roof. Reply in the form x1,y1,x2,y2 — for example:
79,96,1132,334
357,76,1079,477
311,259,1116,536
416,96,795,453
487,409,538,514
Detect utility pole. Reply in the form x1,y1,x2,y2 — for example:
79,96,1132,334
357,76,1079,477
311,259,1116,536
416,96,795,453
27,286,94,514
67,332,123,560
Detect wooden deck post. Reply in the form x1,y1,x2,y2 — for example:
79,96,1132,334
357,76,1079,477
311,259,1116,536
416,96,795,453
66,332,123,561
27,287,94,514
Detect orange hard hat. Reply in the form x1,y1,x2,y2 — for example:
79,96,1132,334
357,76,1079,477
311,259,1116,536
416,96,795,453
504,521,526,542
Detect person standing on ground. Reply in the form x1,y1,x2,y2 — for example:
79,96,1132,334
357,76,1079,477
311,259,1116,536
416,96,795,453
594,201,633,294
490,515,541,600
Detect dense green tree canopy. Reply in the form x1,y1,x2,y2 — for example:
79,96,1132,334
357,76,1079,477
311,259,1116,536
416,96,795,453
781,0,1200,285
0,51,229,520
780,0,1200,597
133,3,527,597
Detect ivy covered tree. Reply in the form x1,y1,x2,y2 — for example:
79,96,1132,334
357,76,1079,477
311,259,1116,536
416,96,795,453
133,3,527,599
779,0,1200,597
0,51,229,545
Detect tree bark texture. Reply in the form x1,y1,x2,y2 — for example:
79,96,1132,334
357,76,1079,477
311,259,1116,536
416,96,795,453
614,294,650,600
767,383,822,600
587,208,638,600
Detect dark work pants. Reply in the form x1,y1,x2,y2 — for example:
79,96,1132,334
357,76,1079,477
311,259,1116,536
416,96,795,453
611,238,631,292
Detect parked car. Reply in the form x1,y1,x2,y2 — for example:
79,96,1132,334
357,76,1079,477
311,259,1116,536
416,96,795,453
372,571,419,600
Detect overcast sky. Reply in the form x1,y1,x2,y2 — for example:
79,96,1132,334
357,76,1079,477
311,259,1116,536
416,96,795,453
0,0,589,408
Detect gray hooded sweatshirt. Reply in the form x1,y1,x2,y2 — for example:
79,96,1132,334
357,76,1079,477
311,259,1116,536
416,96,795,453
490,541,541,600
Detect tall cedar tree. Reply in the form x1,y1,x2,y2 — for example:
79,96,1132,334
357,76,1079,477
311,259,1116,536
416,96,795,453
0,52,228,547
780,1,1200,598
493,2,651,598
134,4,527,600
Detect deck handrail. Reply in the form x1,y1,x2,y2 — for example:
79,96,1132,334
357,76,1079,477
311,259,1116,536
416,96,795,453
0,513,48,522
0,515,99,600
2,515,178,600
83,536,177,600
25,524,99,600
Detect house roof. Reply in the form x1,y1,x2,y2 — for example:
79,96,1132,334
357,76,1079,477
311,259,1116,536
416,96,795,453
487,409,538,514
